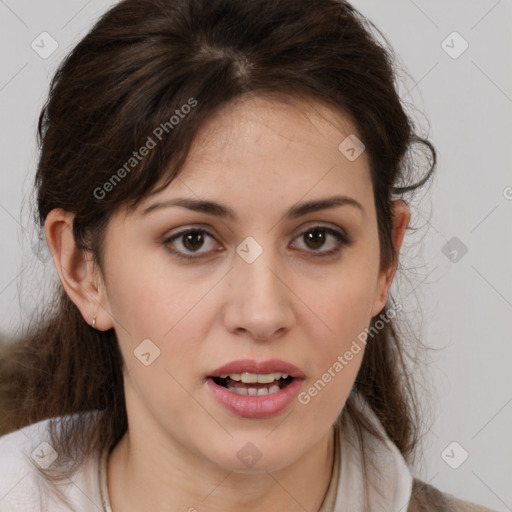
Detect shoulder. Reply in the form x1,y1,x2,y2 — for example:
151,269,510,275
0,417,54,510
407,478,498,512
0,413,103,511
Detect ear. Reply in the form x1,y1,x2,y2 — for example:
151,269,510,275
370,199,410,317
44,208,114,331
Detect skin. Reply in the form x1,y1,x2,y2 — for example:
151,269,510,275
45,94,410,512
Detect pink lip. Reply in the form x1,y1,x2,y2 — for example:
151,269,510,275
207,358,306,379
206,377,304,418
205,358,306,418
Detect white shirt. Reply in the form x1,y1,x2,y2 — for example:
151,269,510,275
0,400,412,511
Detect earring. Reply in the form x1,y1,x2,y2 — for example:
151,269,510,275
92,316,96,329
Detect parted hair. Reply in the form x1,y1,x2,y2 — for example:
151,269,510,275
0,0,435,501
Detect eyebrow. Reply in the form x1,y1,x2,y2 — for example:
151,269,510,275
141,195,365,220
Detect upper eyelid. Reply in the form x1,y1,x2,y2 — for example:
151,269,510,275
166,219,347,236
165,224,348,250
165,222,346,239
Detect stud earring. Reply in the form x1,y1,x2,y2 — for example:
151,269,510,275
92,316,96,329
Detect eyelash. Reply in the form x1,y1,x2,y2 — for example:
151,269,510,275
162,226,351,261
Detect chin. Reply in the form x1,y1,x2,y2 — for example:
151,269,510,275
202,436,301,475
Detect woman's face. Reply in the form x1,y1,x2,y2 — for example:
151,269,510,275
98,95,396,473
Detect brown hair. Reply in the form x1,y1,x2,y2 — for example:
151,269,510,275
1,0,435,501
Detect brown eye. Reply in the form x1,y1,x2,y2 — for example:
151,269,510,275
182,231,205,251
303,228,328,250
291,226,349,256
163,229,219,260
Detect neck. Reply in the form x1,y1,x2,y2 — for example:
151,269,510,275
107,424,335,512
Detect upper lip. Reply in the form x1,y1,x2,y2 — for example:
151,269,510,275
207,359,306,379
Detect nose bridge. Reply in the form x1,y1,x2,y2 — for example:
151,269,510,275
241,251,279,300
225,235,294,338
237,237,283,307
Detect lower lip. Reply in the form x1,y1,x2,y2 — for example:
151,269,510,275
205,378,304,418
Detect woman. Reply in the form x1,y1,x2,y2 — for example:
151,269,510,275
0,0,496,510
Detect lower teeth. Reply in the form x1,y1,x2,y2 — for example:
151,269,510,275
227,384,281,396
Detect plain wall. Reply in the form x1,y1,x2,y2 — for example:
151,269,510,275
0,1,510,510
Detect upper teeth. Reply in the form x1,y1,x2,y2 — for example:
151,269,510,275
219,372,289,384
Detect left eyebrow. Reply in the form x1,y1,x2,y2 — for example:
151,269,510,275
141,195,365,220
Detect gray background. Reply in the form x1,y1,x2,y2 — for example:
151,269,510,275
1,1,511,510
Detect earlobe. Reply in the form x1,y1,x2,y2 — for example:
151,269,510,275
44,208,113,331
371,200,411,317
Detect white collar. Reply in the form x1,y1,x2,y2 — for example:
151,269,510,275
100,396,412,512
332,396,413,512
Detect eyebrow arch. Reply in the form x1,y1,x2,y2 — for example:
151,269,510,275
141,195,365,220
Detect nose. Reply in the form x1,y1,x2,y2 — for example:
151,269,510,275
222,248,296,341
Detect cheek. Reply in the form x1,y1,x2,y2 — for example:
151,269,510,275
297,239,380,409
304,282,370,388
104,245,203,338
106,252,210,421
297,277,373,423
307,248,380,345
103,248,219,384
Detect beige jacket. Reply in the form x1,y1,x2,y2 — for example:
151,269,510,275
408,479,496,512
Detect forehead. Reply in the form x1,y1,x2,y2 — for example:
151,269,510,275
187,94,366,172
135,94,374,222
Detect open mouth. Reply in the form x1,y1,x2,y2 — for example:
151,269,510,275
210,373,295,396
